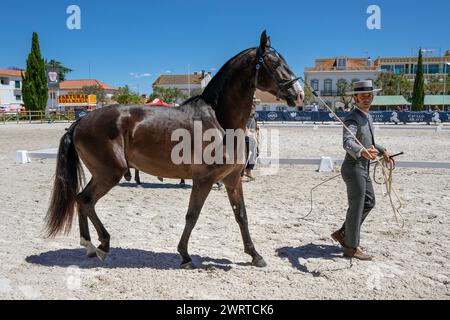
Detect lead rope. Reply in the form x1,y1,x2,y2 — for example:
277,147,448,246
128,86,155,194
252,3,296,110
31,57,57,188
298,78,404,228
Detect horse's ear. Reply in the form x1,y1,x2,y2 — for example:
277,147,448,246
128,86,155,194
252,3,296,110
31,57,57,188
259,30,269,52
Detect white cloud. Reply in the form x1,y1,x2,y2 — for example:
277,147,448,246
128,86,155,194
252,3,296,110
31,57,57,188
129,72,152,78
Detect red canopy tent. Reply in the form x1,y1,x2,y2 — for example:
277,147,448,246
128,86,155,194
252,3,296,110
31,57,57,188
145,98,171,107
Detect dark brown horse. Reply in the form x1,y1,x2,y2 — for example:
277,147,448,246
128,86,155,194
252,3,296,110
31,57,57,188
45,31,304,268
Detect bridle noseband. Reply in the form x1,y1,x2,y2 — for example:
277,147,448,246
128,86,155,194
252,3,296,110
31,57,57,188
254,46,300,99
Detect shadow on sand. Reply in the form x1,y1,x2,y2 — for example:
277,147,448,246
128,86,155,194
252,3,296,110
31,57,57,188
276,243,348,275
26,247,234,271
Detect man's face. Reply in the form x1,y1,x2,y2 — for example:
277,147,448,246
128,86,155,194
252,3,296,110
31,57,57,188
354,92,374,109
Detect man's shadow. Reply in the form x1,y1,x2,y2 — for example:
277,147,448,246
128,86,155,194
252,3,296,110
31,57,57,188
276,243,347,275
26,248,232,271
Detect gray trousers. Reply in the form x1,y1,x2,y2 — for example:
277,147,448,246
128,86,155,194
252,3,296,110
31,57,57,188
341,160,376,248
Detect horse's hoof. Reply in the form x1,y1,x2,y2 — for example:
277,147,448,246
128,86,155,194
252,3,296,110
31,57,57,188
86,248,97,258
252,257,267,268
96,248,108,262
80,237,97,258
180,261,195,269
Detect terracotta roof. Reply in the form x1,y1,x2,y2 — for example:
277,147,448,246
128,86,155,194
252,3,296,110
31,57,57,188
59,79,117,91
254,89,285,104
153,74,206,86
0,69,23,77
306,58,377,71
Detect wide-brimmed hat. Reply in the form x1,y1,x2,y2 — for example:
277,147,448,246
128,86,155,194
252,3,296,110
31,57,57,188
346,80,381,95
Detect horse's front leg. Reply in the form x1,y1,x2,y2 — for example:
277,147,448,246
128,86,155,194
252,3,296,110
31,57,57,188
223,172,266,267
177,178,213,269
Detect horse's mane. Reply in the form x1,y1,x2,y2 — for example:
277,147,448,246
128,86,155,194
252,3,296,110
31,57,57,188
181,47,256,108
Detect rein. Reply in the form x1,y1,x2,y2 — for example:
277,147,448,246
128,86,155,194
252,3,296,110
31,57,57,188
298,77,404,227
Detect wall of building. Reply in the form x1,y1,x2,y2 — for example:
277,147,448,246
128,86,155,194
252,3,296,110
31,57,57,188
0,76,23,107
304,70,380,108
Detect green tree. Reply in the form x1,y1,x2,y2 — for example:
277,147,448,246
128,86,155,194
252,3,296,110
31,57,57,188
22,32,48,111
303,83,314,105
375,72,412,99
337,79,356,110
46,59,73,81
411,49,425,111
426,76,443,95
112,86,142,105
78,85,107,106
149,86,188,104
446,75,450,95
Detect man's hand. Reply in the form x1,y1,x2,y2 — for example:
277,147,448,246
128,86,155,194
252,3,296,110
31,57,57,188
382,150,395,166
361,147,379,160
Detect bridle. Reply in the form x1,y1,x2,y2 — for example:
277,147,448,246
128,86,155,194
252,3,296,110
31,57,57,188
254,46,301,99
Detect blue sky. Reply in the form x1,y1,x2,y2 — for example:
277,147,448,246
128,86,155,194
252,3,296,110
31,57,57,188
1,0,449,94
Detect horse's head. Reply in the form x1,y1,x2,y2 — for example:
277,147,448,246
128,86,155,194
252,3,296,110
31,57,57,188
255,31,304,107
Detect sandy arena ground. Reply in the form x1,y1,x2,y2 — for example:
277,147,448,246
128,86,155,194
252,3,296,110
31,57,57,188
0,122,449,300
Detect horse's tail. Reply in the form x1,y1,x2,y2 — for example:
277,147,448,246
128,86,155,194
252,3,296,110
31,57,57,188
45,121,84,237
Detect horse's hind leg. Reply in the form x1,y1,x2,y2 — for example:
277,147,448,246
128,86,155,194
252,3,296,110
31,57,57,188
223,173,266,267
177,179,213,269
77,175,122,261
77,193,96,258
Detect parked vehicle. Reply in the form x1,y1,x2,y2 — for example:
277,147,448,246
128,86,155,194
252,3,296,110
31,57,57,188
0,105,26,114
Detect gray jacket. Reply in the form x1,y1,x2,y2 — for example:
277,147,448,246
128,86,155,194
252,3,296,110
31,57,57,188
343,107,385,163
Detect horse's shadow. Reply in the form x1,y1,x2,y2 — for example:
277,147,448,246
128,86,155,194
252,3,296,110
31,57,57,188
118,182,192,189
276,243,346,275
26,248,232,271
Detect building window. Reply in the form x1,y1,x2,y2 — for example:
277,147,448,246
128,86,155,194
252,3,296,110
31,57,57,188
15,81,21,89
381,65,392,72
324,79,332,95
16,95,22,101
337,58,347,68
427,64,440,74
394,65,405,74
311,79,319,91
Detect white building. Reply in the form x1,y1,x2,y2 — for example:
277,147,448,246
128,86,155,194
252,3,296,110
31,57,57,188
304,57,380,109
254,89,298,112
0,69,23,108
152,71,212,96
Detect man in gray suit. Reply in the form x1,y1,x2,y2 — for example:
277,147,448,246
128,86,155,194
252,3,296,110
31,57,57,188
331,80,393,260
